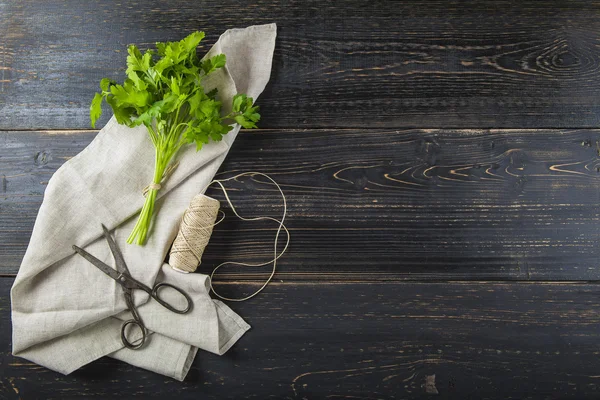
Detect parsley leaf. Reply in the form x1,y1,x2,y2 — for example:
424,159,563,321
201,54,227,75
89,93,104,129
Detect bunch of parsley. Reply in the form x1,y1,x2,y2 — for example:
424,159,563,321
90,31,260,245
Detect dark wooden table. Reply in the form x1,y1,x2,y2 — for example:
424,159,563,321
2,1,600,398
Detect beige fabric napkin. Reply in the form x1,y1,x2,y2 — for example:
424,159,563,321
10,23,277,381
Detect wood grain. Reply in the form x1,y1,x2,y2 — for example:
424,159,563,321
2,128,600,280
3,1,600,129
3,277,600,399
3,2,600,397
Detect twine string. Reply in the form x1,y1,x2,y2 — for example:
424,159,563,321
168,172,290,302
142,160,180,197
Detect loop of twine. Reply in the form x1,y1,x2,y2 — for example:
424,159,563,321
142,161,180,197
168,172,290,302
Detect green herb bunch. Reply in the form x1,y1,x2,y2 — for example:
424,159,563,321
90,31,260,245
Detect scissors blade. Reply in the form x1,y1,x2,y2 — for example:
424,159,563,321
101,224,130,276
72,244,122,283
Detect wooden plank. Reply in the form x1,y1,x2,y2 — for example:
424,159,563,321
1,128,600,280
3,1,600,129
3,277,600,398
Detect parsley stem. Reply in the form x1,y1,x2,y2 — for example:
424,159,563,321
126,131,173,245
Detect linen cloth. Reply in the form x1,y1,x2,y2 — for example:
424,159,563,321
10,23,277,381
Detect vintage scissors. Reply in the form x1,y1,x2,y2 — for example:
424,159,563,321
72,224,193,350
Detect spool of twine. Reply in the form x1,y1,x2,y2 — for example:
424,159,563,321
169,194,221,273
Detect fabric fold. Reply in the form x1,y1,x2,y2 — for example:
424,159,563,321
11,23,277,381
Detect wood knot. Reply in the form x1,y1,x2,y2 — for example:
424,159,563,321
34,151,51,167
417,137,441,166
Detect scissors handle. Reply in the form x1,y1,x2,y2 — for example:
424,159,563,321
120,281,192,349
151,282,193,314
121,319,146,349
121,290,147,349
